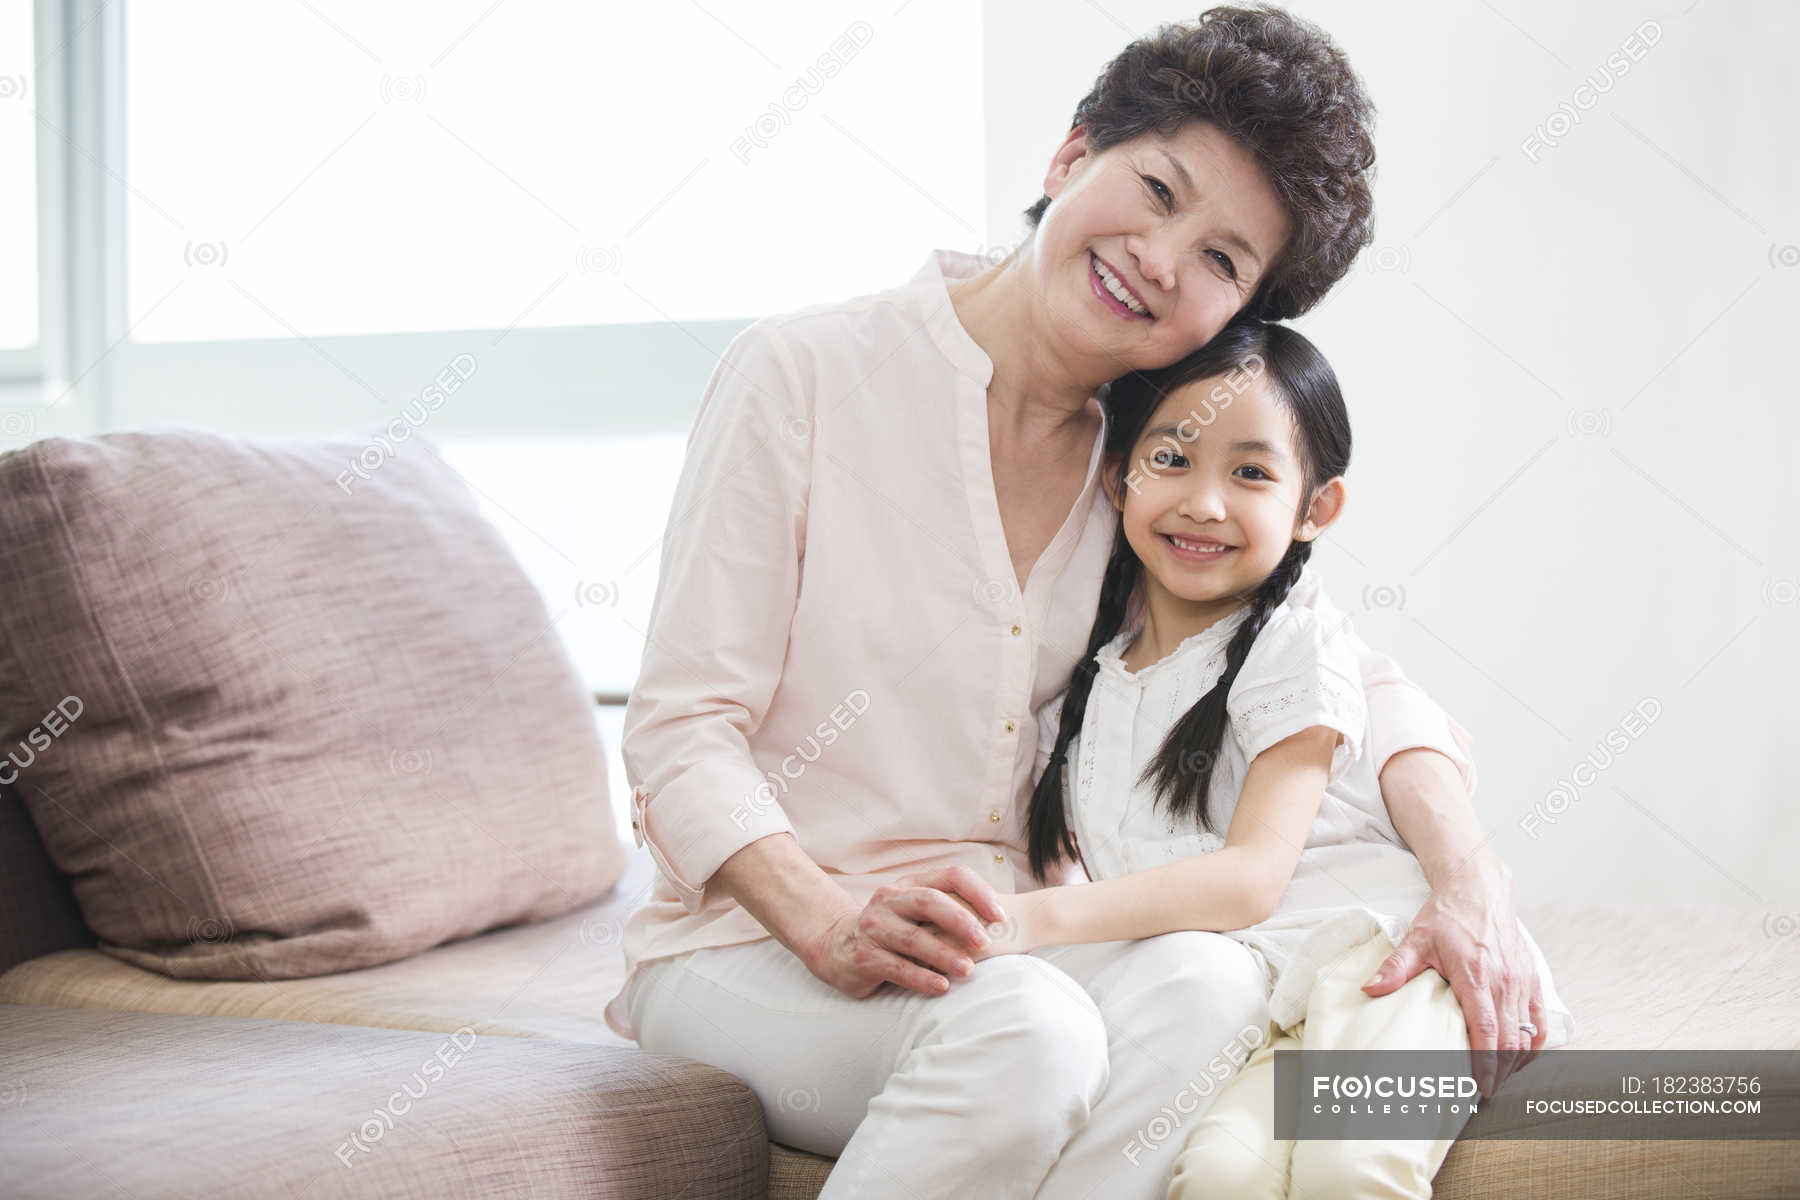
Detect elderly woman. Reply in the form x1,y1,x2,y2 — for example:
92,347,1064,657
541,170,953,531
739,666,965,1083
603,8,1548,1199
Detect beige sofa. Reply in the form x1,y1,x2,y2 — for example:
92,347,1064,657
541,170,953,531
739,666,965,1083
7,786,1799,1196
2,430,1795,1197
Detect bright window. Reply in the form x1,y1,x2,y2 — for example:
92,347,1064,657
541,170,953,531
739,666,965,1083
124,1,985,342
435,433,687,696
0,1,37,352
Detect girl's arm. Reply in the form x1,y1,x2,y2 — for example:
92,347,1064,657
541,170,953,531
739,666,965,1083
993,724,1340,952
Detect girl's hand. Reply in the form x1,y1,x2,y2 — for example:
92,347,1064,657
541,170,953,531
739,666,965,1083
954,888,1049,960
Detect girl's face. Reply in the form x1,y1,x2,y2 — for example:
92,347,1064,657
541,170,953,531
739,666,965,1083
1034,121,1292,378
1104,371,1344,626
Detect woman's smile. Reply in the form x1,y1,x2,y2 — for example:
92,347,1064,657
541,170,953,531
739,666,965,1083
1089,250,1154,319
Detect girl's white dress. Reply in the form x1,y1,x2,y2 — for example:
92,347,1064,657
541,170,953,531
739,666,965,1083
1038,564,1577,1045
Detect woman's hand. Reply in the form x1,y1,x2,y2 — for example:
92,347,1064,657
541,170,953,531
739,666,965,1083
1361,856,1547,1097
1370,747,1548,1098
801,866,1009,1000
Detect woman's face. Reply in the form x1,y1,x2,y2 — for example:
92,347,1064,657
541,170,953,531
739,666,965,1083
1033,121,1292,379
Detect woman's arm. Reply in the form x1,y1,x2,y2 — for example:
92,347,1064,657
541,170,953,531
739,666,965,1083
628,322,1003,995
1367,747,1547,1095
623,323,812,912
1352,631,1545,1091
987,725,1340,952
712,832,1006,998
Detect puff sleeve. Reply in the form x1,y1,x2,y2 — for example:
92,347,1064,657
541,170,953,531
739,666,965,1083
1226,606,1368,784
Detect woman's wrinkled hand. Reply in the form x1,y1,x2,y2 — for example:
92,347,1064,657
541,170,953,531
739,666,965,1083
802,865,1009,1000
1362,860,1548,1097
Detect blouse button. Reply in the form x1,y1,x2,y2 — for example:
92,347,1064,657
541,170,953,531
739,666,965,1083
988,810,1001,822
1003,719,1017,732
992,853,1005,864
1010,624,1022,636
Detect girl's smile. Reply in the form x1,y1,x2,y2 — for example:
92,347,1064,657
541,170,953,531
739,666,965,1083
1157,532,1236,563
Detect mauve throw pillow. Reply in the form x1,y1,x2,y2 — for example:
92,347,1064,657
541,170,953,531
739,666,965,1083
0,430,627,980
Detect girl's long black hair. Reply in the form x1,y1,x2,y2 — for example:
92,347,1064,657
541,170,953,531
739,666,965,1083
1027,318,1352,883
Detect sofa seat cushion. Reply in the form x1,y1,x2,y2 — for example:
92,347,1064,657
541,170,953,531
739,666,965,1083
1509,903,1800,1051
0,1002,766,1199
0,844,660,1048
5,885,1796,1198
0,430,626,981
10,889,1793,1054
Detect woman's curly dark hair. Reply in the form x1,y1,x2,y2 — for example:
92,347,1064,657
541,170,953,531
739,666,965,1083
1022,4,1377,321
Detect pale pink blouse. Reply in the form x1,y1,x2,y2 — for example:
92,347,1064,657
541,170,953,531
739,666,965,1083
603,249,1476,1040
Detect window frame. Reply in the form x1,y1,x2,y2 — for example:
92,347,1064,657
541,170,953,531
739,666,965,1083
29,0,769,438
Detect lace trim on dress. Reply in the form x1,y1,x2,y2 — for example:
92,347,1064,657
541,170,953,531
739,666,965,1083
1094,609,1251,683
1228,677,1364,750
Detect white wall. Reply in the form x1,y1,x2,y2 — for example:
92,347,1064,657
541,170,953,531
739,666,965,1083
984,0,1800,906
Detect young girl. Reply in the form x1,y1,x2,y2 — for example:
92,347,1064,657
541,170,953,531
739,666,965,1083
968,319,1575,1198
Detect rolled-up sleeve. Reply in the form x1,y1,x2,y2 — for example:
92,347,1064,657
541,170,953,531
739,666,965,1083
622,321,810,914
1348,633,1479,798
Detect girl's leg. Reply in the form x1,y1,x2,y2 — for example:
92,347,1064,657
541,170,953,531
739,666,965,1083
626,936,1112,1200
1285,931,1473,1199
1165,1021,1299,1200
1028,930,1273,1200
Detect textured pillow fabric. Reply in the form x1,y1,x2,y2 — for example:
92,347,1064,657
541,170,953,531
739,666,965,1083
0,430,626,980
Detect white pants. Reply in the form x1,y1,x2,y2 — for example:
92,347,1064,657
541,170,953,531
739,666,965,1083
1170,931,1473,1200
626,930,1271,1200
